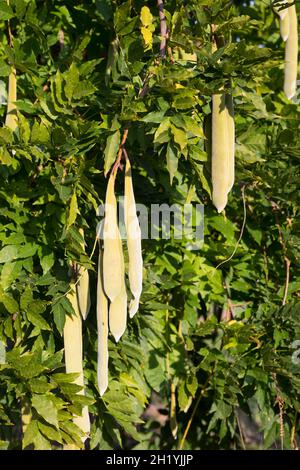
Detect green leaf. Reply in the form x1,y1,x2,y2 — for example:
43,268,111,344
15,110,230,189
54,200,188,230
23,420,39,449
178,382,191,412
52,301,66,335
73,80,96,100
65,63,80,102
0,127,13,144
15,100,36,114
67,191,78,229
38,421,62,444
0,290,19,314
0,245,19,264
20,286,33,310
27,306,51,331
154,118,171,144
104,130,120,176
31,121,50,144
39,246,55,274
60,420,85,447
166,143,178,185
18,243,38,259
141,111,166,123
0,261,22,290
31,394,59,429
30,378,54,394
22,420,51,450
0,1,14,21
171,124,187,151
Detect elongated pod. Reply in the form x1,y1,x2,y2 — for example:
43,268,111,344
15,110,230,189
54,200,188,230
211,93,230,212
5,66,18,131
280,10,290,41
76,229,91,321
96,246,109,395
274,2,290,41
124,156,143,318
103,172,125,302
225,94,235,194
284,5,298,100
64,284,90,444
109,285,127,343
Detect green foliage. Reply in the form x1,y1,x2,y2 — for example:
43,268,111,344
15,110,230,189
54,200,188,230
0,0,299,450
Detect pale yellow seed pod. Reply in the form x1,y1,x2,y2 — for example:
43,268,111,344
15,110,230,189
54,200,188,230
103,172,125,302
109,286,127,343
274,2,290,41
284,5,298,100
5,66,18,131
76,229,91,321
63,284,90,444
76,266,90,320
225,94,235,194
124,157,143,318
96,247,109,396
280,11,290,42
211,93,230,213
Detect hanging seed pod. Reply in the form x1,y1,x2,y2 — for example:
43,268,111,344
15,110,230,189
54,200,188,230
280,10,290,41
210,24,235,212
63,282,90,444
103,172,125,302
96,245,109,396
5,66,18,131
124,155,143,318
76,228,91,321
274,2,290,41
284,4,298,100
211,93,230,212
225,94,235,194
109,285,127,343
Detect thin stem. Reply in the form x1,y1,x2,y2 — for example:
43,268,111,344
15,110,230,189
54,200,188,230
291,411,298,450
235,409,246,450
271,201,291,306
178,374,211,450
111,127,129,175
282,256,290,306
216,185,247,270
178,391,201,450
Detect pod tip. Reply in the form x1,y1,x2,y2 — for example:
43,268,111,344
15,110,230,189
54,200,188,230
216,204,226,214
114,333,122,343
129,298,139,318
284,89,296,101
99,386,108,396
212,194,228,214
